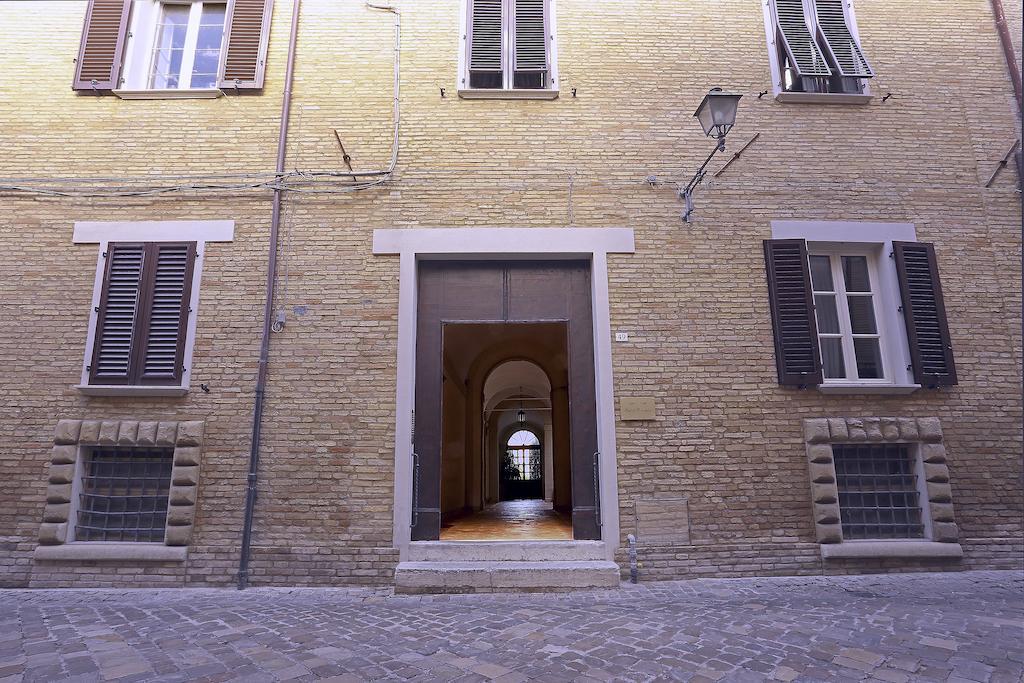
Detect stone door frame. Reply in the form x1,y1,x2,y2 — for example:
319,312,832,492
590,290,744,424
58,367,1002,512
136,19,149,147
372,228,635,561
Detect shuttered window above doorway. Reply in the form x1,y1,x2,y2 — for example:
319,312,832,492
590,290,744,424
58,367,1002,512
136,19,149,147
462,0,558,97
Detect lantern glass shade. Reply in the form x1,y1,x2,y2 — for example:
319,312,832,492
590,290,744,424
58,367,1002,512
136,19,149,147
693,88,742,139
517,409,526,423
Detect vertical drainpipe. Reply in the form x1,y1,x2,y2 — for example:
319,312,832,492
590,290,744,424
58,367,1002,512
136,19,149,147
989,0,1023,119
238,0,302,590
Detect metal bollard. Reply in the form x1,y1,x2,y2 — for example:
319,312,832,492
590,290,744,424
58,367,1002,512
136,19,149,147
627,534,638,584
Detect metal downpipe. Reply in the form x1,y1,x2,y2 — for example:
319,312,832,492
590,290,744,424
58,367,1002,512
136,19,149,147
238,0,302,590
989,0,1022,119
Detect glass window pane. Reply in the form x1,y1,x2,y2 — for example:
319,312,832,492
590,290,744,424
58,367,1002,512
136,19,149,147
820,338,846,379
842,256,871,292
854,338,884,379
197,4,226,49
814,295,840,334
809,255,833,291
846,295,877,334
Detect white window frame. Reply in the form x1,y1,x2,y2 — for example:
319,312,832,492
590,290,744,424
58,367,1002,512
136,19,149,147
72,220,234,396
809,246,889,384
771,221,918,394
760,0,873,104
119,0,227,94
457,0,560,100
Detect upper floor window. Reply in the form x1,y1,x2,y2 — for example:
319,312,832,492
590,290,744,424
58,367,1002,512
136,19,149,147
87,242,197,387
809,251,886,382
460,0,559,97
764,0,875,98
148,1,227,89
72,0,273,95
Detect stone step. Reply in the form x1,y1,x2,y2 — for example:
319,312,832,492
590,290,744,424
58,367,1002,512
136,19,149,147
407,540,608,562
394,560,621,594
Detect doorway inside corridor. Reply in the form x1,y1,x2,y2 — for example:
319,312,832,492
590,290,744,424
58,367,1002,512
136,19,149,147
412,261,601,542
437,326,573,541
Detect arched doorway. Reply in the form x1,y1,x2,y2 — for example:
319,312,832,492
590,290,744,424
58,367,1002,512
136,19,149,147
501,428,542,501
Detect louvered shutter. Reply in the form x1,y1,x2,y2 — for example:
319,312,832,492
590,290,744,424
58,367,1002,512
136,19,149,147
72,0,131,91
513,0,548,73
135,243,196,385
812,0,874,78
772,0,832,78
893,242,957,387
90,244,145,384
469,0,503,74
763,239,823,386
218,0,274,90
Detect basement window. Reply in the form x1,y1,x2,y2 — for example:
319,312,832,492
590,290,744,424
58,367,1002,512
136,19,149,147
834,444,924,540
75,447,174,542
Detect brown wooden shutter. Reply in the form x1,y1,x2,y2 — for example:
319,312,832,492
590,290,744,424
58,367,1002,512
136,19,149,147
90,243,145,384
135,243,197,385
219,0,275,91
89,242,196,386
892,242,957,387
763,239,823,386
72,0,131,91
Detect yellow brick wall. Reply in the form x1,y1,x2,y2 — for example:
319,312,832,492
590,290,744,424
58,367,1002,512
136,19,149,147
0,0,1020,587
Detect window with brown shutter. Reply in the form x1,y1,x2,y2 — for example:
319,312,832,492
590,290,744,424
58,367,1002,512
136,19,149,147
89,242,196,386
763,239,823,386
893,242,958,387
73,0,273,93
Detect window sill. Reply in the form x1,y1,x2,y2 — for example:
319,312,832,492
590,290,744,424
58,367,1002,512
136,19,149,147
112,88,224,100
34,542,187,563
458,89,560,100
821,541,963,560
817,383,921,396
75,385,188,397
775,92,873,105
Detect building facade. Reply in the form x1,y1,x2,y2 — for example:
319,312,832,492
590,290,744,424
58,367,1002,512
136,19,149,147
0,0,1021,590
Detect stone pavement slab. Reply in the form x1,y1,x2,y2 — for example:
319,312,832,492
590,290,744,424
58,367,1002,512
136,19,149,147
0,571,1021,682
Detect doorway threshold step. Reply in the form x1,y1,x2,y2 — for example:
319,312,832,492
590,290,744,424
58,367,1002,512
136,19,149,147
395,560,621,594
408,540,607,562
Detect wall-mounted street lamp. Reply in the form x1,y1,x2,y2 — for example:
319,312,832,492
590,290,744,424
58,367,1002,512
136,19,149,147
680,87,742,222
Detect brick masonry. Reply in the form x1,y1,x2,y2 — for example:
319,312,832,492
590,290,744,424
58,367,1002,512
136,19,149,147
0,0,1020,588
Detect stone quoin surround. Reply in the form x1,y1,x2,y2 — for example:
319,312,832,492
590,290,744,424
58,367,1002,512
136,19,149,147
35,419,204,561
803,417,962,560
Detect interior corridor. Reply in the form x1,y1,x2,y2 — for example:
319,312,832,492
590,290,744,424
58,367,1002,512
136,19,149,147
440,500,572,541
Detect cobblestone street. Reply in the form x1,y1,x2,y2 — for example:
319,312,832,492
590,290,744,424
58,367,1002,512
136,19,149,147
1,571,1021,683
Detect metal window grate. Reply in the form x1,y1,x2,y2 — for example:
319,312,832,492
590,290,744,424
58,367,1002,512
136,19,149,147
834,444,924,540
76,447,173,542
506,446,542,481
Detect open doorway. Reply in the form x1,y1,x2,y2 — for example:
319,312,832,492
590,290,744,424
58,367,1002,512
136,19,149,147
438,323,573,541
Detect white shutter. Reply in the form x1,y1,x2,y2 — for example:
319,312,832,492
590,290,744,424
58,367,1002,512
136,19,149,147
469,0,503,72
813,0,874,78
773,0,832,78
513,0,547,72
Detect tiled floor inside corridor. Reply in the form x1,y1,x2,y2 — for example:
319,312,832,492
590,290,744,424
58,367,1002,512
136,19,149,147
440,499,573,540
